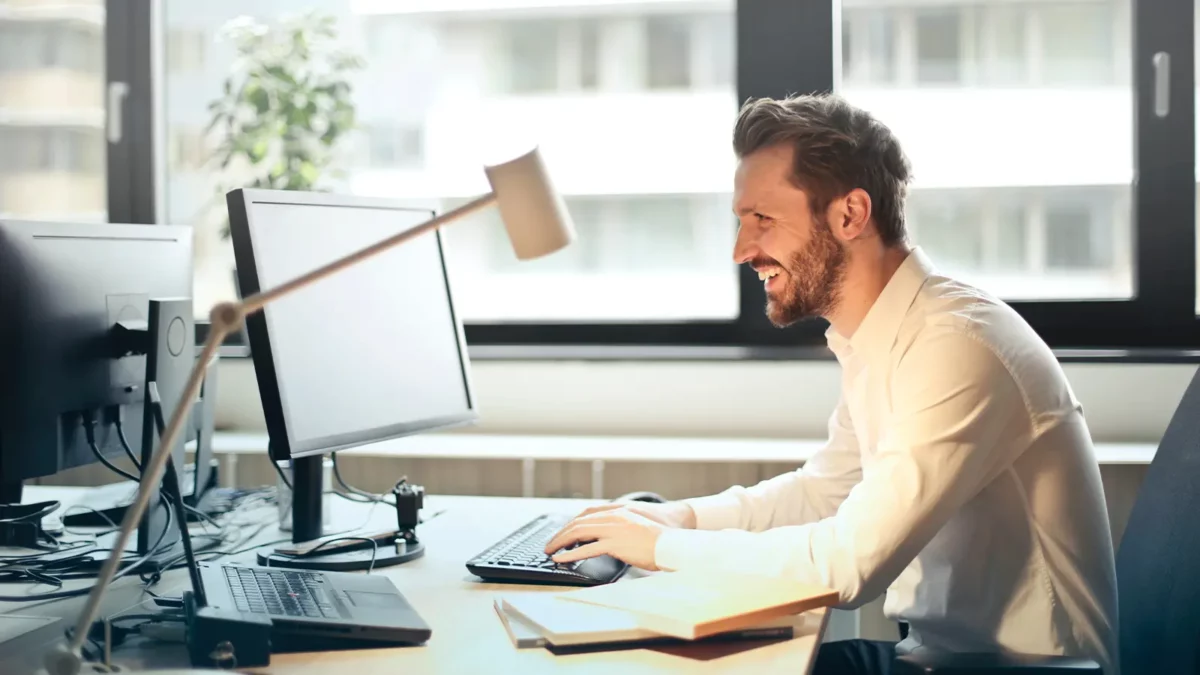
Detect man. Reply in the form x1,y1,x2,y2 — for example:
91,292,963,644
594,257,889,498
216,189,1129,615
544,94,1119,675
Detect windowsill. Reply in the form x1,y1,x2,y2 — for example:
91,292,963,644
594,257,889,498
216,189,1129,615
213,343,1200,363
205,430,1157,465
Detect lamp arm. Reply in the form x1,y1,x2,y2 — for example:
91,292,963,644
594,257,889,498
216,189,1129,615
46,191,498,675
48,324,226,675
243,192,497,313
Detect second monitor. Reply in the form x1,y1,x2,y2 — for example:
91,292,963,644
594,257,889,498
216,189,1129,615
227,189,477,570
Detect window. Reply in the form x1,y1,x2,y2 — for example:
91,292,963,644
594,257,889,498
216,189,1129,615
915,9,962,84
364,125,423,168
167,29,207,73
842,9,896,85
169,129,209,171
978,6,1027,85
994,203,1028,271
0,21,102,75
1046,202,1112,270
698,12,734,88
128,1,1198,353
160,3,738,326
839,0,1133,303
910,194,983,272
505,20,559,94
646,16,692,89
0,9,106,221
0,128,102,173
579,21,600,90
1040,3,1114,85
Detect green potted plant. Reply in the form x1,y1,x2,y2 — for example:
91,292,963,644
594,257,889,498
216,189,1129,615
194,11,363,319
206,11,364,237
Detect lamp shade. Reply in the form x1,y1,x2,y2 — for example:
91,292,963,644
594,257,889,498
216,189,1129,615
483,147,576,260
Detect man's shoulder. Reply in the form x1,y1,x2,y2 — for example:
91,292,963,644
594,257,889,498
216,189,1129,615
894,273,1077,422
902,273,1038,352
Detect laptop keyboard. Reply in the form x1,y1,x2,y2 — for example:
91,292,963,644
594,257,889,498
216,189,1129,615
223,566,340,619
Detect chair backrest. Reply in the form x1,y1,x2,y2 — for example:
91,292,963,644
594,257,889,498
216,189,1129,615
1115,366,1200,674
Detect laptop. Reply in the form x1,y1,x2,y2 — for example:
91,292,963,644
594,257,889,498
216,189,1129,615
195,561,431,647
145,389,431,655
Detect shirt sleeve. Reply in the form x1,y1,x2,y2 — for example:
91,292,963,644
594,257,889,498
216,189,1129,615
654,330,1033,608
681,393,863,533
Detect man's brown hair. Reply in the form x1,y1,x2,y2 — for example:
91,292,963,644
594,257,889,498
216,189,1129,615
732,94,912,247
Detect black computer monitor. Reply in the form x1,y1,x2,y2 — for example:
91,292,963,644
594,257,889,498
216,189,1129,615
227,189,477,568
0,220,199,561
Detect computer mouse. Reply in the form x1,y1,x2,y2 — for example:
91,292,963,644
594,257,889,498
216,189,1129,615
614,490,667,504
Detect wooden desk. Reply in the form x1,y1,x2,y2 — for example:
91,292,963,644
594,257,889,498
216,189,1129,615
2,487,828,675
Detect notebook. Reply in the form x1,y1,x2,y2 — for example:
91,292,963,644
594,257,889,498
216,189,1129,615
493,598,548,648
499,592,795,648
557,569,839,640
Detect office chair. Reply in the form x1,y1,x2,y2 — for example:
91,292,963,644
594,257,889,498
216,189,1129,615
894,365,1200,674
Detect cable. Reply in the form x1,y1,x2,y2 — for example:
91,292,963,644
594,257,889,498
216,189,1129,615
182,504,222,531
0,494,178,601
0,540,96,562
265,536,379,574
271,459,293,492
83,415,139,483
114,418,141,472
61,505,119,537
0,534,163,602
331,453,394,505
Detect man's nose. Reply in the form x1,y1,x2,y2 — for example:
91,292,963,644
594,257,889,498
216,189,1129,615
733,225,757,265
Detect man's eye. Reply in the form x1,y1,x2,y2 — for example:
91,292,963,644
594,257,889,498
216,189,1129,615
755,213,772,222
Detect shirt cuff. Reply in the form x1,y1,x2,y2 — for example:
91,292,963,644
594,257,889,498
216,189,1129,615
682,490,745,531
654,527,725,573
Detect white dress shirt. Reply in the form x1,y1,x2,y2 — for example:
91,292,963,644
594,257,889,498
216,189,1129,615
654,248,1119,673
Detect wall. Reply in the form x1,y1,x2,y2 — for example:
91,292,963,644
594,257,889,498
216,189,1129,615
214,359,1196,442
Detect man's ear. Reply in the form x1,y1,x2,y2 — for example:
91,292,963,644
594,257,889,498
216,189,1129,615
830,189,873,242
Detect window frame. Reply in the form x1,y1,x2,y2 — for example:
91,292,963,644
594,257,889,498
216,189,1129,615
132,0,1200,360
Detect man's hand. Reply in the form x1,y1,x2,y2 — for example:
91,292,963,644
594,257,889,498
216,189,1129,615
563,500,697,529
543,509,666,570
542,501,696,571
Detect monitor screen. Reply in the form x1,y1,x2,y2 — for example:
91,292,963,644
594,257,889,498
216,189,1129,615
230,192,476,459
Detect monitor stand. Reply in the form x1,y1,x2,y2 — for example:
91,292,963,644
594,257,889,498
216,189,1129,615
0,481,21,505
255,455,424,572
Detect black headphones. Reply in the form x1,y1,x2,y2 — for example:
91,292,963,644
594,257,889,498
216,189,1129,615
0,501,61,549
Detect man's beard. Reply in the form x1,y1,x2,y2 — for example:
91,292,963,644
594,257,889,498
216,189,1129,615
764,218,847,328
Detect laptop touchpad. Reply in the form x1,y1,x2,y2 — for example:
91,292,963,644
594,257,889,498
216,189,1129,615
346,591,399,609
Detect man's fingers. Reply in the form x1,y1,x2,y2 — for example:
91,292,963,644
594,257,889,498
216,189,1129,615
544,522,620,554
552,541,607,564
576,503,623,518
544,524,598,553
544,514,619,553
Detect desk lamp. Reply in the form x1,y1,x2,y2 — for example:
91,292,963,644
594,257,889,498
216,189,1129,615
44,147,575,675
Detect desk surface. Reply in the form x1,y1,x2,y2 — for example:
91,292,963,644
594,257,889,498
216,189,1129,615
3,487,828,675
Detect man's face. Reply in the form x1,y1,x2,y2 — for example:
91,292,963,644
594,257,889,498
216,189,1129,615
732,144,847,328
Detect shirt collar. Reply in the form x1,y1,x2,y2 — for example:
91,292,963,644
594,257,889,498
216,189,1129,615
826,247,934,361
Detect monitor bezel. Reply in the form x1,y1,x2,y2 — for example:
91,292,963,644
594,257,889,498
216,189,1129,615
227,188,478,462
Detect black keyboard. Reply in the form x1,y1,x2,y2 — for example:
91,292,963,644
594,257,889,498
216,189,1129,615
222,566,341,619
466,513,628,586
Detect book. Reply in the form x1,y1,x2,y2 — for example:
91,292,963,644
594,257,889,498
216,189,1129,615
556,569,839,640
493,598,548,648
498,592,795,649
